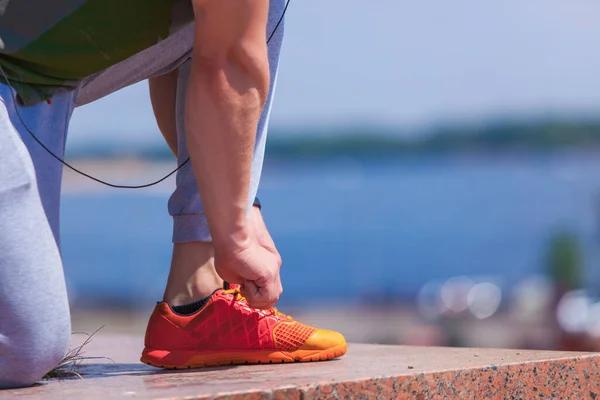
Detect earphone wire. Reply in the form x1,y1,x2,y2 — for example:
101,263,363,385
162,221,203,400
0,0,289,189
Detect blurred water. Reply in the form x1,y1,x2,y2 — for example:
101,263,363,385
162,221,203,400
61,152,600,308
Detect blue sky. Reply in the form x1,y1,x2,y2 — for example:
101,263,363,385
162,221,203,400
68,0,600,146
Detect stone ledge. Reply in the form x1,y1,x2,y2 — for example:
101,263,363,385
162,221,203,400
2,334,599,399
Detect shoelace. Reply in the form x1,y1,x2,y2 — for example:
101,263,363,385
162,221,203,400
223,288,289,319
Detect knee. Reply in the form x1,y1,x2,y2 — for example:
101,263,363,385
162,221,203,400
0,322,70,389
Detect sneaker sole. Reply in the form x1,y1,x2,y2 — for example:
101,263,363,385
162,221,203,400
140,344,348,369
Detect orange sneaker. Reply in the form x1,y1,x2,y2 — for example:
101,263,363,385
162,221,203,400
140,286,347,369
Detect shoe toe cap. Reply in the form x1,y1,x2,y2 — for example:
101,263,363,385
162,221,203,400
299,329,346,350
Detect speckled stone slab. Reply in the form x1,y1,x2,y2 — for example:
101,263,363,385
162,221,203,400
2,334,599,399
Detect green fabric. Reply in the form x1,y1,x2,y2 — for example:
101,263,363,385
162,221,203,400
0,0,191,105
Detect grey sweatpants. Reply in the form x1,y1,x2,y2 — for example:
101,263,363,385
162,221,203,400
0,1,284,388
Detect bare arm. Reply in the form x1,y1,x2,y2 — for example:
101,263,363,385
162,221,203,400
188,0,270,250
186,0,281,307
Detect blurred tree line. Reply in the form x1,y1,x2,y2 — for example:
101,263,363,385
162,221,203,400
266,119,600,158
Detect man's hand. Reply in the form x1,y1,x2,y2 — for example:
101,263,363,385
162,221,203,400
215,206,282,309
215,239,282,309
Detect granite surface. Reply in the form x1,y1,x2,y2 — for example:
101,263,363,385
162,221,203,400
1,334,599,399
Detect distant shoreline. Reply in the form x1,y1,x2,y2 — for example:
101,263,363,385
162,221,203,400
66,118,600,160
61,146,600,194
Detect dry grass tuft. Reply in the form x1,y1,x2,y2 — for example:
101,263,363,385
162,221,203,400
42,326,112,380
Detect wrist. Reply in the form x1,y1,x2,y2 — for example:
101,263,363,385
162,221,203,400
211,222,251,254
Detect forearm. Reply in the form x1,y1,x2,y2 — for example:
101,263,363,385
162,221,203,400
185,2,270,249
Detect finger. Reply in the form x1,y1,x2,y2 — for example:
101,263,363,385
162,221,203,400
243,280,278,309
241,279,259,299
275,273,283,298
246,295,274,309
261,278,281,305
242,280,274,308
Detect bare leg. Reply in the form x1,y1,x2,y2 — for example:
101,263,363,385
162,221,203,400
162,242,222,305
150,71,224,305
149,70,179,156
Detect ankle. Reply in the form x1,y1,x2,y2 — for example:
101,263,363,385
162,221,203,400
165,278,221,306
163,242,223,306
